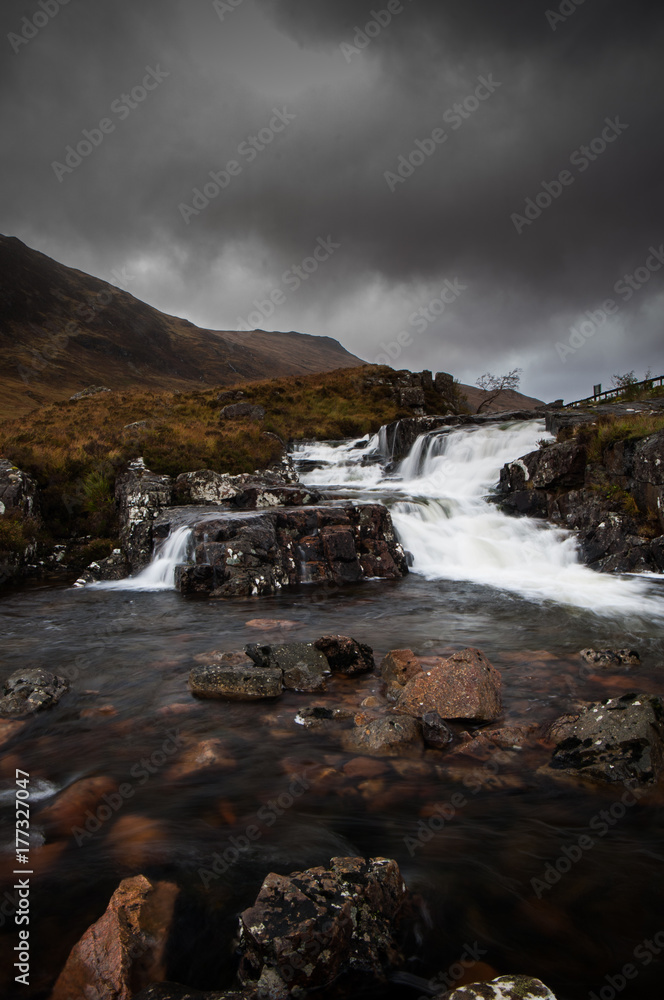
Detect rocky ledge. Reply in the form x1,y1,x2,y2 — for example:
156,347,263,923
156,503,407,598
497,424,664,573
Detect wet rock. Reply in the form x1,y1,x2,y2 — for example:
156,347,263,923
168,739,236,780
116,459,172,570
294,705,353,728
499,442,587,493
580,648,640,668
220,402,266,421
73,548,130,587
51,875,178,1000
230,484,321,510
380,649,423,697
314,635,375,676
0,458,38,517
547,693,664,785
0,667,68,718
343,715,423,756
189,660,283,701
437,975,558,999
70,385,111,400
238,856,408,997
245,641,330,692
421,712,454,749
397,648,502,723
167,503,408,598
175,470,245,505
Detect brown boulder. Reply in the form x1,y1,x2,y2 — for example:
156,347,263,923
397,648,502,723
380,649,423,694
50,875,179,1000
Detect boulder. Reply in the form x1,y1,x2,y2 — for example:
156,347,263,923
50,875,179,1000
0,667,68,718
238,857,408,996
499,442,586,493
115,459,172,570
245,642,330,693
0,459,38,517
189,658,283,701
69,385,111,401
174,470,245,505
547,693,664,785
343,715,423,756
220,402,265,421
73,548,130,587
380,649,423,696
397,648,502,723
314,635,375,676
230,484,321,510
167,503,408,598
437,975,557,999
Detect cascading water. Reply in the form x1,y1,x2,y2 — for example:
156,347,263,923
92,524,192,591
295,419,664,617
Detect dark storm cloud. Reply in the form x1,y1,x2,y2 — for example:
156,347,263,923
1,0,663,400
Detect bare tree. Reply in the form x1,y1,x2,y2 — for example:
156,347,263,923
475,368,523,412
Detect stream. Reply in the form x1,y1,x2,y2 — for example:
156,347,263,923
1,419,663,999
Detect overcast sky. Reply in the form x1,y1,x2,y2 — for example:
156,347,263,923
2,0,663,402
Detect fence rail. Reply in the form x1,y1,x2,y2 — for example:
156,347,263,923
565,375,664,409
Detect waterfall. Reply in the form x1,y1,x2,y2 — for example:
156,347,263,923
297,420,664,617
92,525,192,591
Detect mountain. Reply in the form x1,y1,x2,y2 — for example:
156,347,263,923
0,236,364,420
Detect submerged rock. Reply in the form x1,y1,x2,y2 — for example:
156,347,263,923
0,667,68,718
189,658,283,701
238,856,408,997
397,648,502,723
546,693,664,785
51,875,179,1000
580,648,640,668
313,635,375,676
437,975,557,999
134,987,254,1000
343,715,423,756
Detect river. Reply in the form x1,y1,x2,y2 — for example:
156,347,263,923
1,419,663,999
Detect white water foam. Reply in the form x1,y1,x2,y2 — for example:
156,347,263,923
297,420,664,616
92,525,192,592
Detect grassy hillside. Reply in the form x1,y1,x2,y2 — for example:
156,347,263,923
0,235,363,420
0,366,445,553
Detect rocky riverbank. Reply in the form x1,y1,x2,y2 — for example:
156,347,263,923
497,403,664,573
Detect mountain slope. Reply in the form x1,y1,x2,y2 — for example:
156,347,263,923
0,236,363,419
